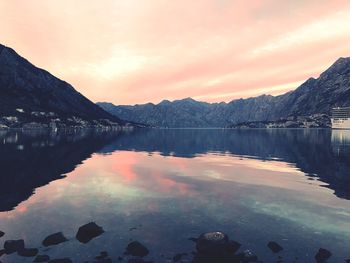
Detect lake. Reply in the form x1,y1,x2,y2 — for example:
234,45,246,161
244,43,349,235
0,128,349,262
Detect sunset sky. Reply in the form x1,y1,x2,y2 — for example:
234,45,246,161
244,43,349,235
1,0,350,105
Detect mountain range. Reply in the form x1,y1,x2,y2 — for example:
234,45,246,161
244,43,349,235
1,42,349,129
0,44,128,129
98,57,350,128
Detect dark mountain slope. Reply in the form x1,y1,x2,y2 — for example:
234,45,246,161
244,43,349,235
98,57,350,127
281,57,350,116
0,43,126,128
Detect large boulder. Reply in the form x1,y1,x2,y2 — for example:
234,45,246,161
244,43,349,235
76,222,104,244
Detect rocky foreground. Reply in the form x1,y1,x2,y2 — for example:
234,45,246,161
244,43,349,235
0,223,347,263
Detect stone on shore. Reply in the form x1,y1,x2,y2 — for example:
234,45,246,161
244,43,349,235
42,232,68,247
3,239,25,254
76,222,104,244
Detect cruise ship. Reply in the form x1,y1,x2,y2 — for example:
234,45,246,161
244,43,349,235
331,107,350,129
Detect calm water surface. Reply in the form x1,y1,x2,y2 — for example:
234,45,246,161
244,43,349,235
0,129,350,262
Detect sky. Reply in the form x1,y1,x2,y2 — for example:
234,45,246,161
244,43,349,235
1,0,350,105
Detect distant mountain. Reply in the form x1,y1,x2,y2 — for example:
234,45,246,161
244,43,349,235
98,58,350,128
0,44,128,128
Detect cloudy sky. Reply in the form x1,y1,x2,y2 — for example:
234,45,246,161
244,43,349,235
1,0,350,105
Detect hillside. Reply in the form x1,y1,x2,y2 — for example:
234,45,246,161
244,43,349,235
0,44,127,129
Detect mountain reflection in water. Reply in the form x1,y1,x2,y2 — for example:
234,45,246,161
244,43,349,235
0,128,349,263
102,128,350,199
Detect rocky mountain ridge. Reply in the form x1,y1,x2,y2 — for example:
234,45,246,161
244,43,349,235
98,57,350,128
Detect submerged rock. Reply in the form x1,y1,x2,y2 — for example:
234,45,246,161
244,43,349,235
34,255,50,262
42,232,68,247
267,241,283,253
196,232,229,255
76,222,104,244
48,258,72,263
0,231,4,238
125,241,149,257
3,239,25,254
18,247,39,257
315,248,332,263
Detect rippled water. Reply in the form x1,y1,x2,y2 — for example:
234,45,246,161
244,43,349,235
0,129,349,262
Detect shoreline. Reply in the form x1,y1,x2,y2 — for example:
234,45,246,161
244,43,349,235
0,224,341,263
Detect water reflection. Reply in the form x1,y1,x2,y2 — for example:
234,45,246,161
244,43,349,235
0,129,349,262
1,129,350,212
0,129,123,211
332,130,350,155
102,129,350,200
